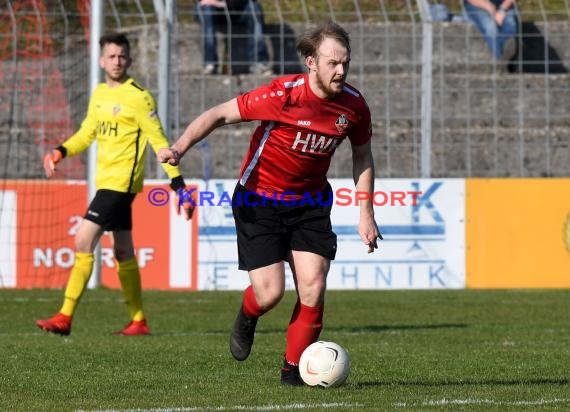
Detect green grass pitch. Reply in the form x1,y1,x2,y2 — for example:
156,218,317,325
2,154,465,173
1,289,569,411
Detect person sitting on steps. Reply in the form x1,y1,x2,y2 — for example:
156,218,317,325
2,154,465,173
464,0,519,63
195,0,273,75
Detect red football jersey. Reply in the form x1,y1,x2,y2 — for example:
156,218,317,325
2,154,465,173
236,73,372,198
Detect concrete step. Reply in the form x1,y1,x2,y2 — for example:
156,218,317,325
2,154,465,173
172,72,570,129
170,21,570,76
170,124,568,180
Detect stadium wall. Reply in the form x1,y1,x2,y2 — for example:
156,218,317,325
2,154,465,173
1,178,568,290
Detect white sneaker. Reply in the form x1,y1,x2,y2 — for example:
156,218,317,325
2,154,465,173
501,37,517,62
251,63,273,76
202,64,216,75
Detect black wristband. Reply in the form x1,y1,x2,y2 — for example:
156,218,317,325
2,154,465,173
170,175,186,191
56,145,67,158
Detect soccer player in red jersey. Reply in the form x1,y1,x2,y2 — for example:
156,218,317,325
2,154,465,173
159,21,381,385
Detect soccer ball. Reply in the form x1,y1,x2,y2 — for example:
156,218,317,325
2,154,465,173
298,341,350,387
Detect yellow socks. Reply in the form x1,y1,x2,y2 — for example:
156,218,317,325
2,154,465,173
60,252,94,317
117,257,145,321
59,254,145,321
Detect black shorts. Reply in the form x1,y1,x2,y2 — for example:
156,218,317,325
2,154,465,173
84,189,136,231
232,183,337,271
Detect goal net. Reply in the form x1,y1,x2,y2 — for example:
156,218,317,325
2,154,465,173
0,0,90,288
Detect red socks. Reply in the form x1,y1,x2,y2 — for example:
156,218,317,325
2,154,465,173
242,285,266,318
285,300,324,365
241,287,325,365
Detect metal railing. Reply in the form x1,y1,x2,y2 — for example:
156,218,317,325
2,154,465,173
0,0,568,180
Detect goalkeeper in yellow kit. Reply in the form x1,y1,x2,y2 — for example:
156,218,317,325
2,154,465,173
36,32,192,336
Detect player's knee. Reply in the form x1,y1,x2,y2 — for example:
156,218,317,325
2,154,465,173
74,236,94,253
113,247,135,262
257,286,284,311
298,278,326,307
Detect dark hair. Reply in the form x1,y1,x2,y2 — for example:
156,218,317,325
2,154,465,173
296,21,351,59
99,32,130,55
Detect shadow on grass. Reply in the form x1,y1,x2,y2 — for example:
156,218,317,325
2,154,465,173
352,377,570,389
252,323,468,336
328,323,469,334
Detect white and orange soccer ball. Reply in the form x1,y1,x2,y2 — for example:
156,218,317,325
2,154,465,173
298,341,350,387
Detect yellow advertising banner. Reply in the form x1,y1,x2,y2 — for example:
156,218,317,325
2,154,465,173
467,179,570,288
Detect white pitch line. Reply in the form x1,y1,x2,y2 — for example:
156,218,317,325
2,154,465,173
80,402,365,412
395,398,570,407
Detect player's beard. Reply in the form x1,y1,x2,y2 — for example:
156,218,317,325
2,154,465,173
106,67,128,83
315,71,344,99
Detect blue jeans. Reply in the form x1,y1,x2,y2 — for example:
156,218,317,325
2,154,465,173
464,0,518,59
195,0,270,69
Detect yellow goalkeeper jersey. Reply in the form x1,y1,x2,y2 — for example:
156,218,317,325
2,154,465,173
61,78,180,193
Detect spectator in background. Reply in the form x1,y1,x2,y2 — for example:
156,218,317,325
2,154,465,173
464,0,519,62
195,0,273,75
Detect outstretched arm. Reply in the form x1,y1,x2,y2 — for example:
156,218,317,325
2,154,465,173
465,0,497,14
158,98,242,165
199,0,225,8
351,140,382,253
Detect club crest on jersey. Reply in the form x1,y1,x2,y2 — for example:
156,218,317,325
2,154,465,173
335,114,349,133
113,104,121,117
